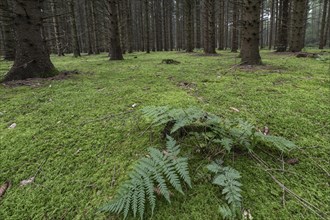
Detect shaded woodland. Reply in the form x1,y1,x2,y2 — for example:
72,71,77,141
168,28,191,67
0,0,329,71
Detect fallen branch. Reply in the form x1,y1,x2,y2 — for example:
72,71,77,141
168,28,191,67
250,152,328,220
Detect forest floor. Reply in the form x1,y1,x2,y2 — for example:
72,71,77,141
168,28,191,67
0,50,329,219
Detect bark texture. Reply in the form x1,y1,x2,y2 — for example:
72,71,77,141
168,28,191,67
289,0,308,52
241,0,262,65
276,0,289,52
2,0,15,60
109,0,124,60
185,0,194,52
3,0,56,82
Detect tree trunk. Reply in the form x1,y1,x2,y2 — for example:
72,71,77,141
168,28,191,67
185,0,194,52
276,0,289,52
91,0,100,54
203,0,216,54
195,0,201,48
231,0,239,52
218,0,225,50
269,0,275,50
109,0,124,60
145,0,150,53
289,0,307,52
126,0,133,53
2,0,15,60
69,0,81,57
3,0,57,82
241,0,262,65
319,0,328,49
163,0,169,51
260,0,264,49
155,0,163,51
325,0,330,46
84,0,93,55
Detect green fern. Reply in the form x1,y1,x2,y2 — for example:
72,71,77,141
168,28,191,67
142,106,296,153
207,160,242,220
101,136,191,219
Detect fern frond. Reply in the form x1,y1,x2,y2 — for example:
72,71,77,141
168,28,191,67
254,132,296,151
101,136,190,219
208,162,242,219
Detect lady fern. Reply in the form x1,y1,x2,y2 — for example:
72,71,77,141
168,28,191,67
142,106,296,153
101,136,191,219
207,160,242,220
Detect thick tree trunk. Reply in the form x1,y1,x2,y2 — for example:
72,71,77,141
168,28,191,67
2,0,15,60
185,0,194,52
109,0,124,60
241,0,262,65
289,0,307,52
203,0,216,54
3,0,57,82
276,0,289,52
319,0,328,49
231,0,239,52
69,0,81,57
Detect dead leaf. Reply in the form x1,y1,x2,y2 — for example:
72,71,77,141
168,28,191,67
20,176,35,186
0,181,11,199
230,107,240,112
286,158,299,165
8,123,16,129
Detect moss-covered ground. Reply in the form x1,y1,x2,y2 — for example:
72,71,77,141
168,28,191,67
0,50,329,219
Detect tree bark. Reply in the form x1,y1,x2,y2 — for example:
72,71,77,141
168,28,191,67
1,0,15,60
109,0,124,60
231,0,239,52
218,0,225,50
69,0,81,57
289,0,308,52
145,0,150,53
3,0,57,82
185,0,194,52
269,0,275,50
203,0,216,54
319,0,328,49
276,0,289,52
195,0,201,48
91,0,100,54
241,0,262,65
84,0,93,55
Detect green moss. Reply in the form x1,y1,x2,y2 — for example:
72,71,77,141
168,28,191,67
0,50,329,219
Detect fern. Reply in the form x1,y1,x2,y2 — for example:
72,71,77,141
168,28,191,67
101,136,191,219
207,161,242,220
142,106,296,153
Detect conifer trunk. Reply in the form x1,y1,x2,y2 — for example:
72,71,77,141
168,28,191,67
241,0,262,65
109,0,124,60
3,0,56,82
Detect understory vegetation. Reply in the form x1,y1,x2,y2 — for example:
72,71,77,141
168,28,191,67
0,50,329,219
